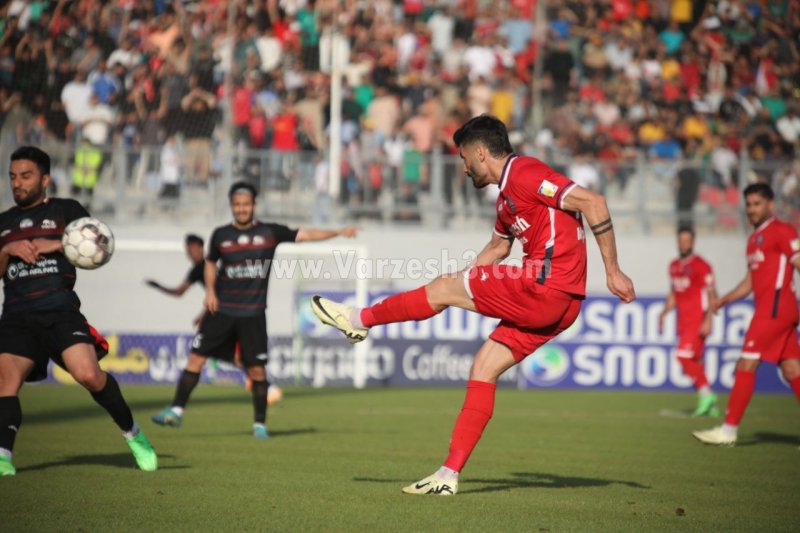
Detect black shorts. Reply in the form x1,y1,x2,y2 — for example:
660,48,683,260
191,312,268,367
0,310,109,382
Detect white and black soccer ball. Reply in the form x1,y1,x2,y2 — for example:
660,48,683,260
62,216,115,270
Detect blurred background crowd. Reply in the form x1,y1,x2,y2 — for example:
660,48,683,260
0,0,798,229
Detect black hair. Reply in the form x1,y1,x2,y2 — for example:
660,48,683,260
185,234,204,247
228,181,258,201
743,182,774,200
10,146,50,176
452,115,514,157
677,226,695,238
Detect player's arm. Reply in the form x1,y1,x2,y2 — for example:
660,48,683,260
658,290,675,333
700,286,717,337
715,272,752,310
295,226,359,242
0,240,39,273
473,232,513,266
204,259,219,314
145,279,192,297
561,185,635,302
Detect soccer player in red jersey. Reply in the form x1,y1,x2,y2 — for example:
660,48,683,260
659,227,719,416
693,183,800,446
311,115,636,495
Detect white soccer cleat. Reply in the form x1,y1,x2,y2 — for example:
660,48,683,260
402,472,458,496
692,426,737,447
310,296,368,344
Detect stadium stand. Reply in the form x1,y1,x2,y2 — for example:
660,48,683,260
0,0,797,229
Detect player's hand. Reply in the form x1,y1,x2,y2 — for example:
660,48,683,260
338,226,359,238
205,292,219,314
608,269,635,303
699,316,712,338
31,238,62,259
145,279,163,289
3,240,39,264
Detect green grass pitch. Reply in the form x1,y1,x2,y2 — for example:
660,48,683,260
3,385,798,531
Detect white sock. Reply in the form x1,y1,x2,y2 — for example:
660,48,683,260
171,406,185,416
350,308,365,329
437,466,459,481
721,423,738,437
253,422,266,429
698,385,711,397
0,448,11,461
122,421,140,440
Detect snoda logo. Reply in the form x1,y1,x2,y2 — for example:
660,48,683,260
521,345,570,386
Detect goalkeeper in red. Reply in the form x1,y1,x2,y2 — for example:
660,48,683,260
693,183,800,446
311,115,636,495
658,227,719,416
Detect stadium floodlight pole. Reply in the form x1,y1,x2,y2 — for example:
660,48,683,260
529,0,547,150
328,18,343,202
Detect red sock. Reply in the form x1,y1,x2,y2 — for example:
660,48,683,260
360,286,438,327
678,358,709,390
789,376,800,402
443,380,496,472
724,370,756,426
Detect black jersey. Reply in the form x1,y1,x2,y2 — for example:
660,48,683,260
207,221,298,317
0,198,89,315
186,260,205,287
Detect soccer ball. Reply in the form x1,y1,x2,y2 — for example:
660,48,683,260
62,217,115,270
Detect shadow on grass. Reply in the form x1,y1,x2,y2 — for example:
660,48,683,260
354,471,651,495
190,427,318,438
736,432,800,447
17,453,188,473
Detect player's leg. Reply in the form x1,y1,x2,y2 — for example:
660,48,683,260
153,352,209,426
60,343,157,471
676,338,718,416
0,354,35,476
311,271,473,343
778,356,800,402
238,315,270,439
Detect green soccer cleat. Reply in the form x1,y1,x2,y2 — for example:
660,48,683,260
151,406,183,428
692,393,719,417
0,456,16,476
310,296,368,344
253,424,269,440
126,431,158,472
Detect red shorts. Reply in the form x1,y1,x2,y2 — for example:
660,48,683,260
675,332,705,360
465,264,583,362
741,316,800,364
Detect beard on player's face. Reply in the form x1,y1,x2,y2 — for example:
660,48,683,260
467,162,489,189
13,177,46,208
745,196,771,227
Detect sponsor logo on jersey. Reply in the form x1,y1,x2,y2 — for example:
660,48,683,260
237,234,250,245
220,240,234,248
671,276,690,292
253,235,265,245
520,345,570,386
41,219,57,229
72,331,88,337
0,229,10,237
537,179,558,198
255,353,268,361
746,249,765,269
6,262,19,280
509,215,531,237
20,218,33,229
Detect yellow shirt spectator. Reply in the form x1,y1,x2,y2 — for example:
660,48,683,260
639,121,666,144
491,90,515,127
671,0,692,23
661,58,681,80
682,114,710,140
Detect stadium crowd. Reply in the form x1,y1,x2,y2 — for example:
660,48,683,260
0,0,798,217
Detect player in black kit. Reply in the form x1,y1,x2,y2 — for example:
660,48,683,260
0,146,157,476
145,233,206,296
152,181,358,439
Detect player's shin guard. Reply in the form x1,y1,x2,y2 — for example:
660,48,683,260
251,380,269,424
788,376,800,402
90,373,135,432
678,358,709,390
172,370,201,408
724,370,756,426
361,286,439,327
443,380,496,472
0,396,22,453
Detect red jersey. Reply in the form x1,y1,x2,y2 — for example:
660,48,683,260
669,254,714,335
746,217,800,321
493,154,586,296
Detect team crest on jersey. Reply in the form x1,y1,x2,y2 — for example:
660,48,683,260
252,235,265,245
41,219,56,229
6,262,19,280
19,218,33,229
756,235,764,245
237,234,250,245
537,180,558,198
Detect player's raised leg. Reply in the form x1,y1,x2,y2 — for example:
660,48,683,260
0,354,35,476
402,338,516,496
62,344,157,471
312,272,474,343
152,353,208,427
